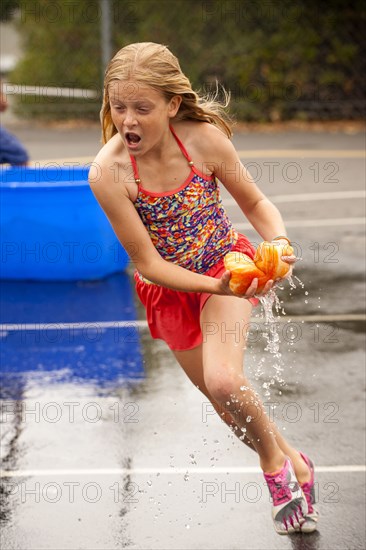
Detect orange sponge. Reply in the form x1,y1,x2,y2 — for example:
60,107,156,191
224,241,294,295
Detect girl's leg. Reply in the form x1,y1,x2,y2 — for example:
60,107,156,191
199,295,285,472
173,296,315,534
173,343,310,482
173,344,256,451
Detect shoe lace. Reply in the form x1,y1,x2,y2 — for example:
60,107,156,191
301,481,315,514
266,477,292,506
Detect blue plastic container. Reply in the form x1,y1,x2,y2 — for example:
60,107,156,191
0,166,129,280
0,273,145,394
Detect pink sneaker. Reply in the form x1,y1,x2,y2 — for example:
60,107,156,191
299,452,319,533
264,457,308,535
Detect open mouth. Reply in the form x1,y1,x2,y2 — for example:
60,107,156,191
125,132,141,147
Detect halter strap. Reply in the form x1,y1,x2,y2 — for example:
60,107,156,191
130,125,194,184
169,124,194,164
130,154,140,183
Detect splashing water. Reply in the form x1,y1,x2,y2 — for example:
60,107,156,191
251,274,310,400
257,288,287,399
287,274,305,289
259,288,282,357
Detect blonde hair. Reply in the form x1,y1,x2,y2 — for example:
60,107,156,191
100,42,233,144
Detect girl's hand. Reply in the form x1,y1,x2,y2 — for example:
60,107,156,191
281,252,298,267
279,255,296,280
272,238,297,262
274,238,299,280
217,270,274,299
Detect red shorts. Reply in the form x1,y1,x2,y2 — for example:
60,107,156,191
134,233,258,351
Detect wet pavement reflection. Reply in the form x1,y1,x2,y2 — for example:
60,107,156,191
1,254,365,549
0,273,145,393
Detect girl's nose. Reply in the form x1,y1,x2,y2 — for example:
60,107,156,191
124,109,137,126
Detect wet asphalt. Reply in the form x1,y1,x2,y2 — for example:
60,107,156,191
0,123,365,550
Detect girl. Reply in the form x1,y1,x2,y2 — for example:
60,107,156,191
89,42,319,535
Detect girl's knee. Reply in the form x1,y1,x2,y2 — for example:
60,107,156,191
204,367,243,404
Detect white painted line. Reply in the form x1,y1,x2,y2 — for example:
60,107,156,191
0,321,147,331
223,190,366,206
27,150,364,166
0,314,364,333
1,465,365,478
4,83,97,99
236,217,366,230
237,150,365,158
28,157,94,166
279,314,366,323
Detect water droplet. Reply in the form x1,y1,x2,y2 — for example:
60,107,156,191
147,480,152,486
185,524,190,529
287,275,297,289
246,415,252,422
294,275,305,288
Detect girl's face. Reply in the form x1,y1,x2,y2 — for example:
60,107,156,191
108,80,181,155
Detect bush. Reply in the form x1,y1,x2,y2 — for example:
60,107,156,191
10,0,366,121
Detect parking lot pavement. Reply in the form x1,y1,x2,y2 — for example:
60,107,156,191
1,124,365,549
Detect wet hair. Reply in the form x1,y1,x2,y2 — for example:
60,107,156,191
100,42,232,144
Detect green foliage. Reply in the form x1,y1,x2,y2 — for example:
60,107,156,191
12,0,101,86
0,0,20,21
9,0,366,121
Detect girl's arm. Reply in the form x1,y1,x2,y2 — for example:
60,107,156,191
89,162,230,295
201,127,297,294
210,133,289,243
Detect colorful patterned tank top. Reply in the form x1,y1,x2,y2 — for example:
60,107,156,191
131,125,238,281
